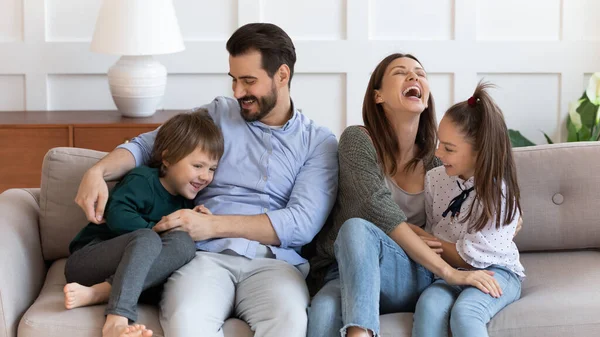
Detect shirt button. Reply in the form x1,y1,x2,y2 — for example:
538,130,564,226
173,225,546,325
263,175,268,181
263,208,268,213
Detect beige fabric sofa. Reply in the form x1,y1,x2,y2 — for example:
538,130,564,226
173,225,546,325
0,148,253,337
1,142,600,337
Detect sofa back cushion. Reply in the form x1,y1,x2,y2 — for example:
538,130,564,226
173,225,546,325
513,141,600,252
39,147,111,261
38,142,600,260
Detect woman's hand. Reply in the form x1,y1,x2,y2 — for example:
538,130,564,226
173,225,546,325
444,269,503,298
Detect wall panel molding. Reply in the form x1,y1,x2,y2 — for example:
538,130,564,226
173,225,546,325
0,0,598,141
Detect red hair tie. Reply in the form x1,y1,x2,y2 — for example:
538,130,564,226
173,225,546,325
467,96,477,107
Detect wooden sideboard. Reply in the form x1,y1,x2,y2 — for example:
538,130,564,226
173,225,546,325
0,110,182,193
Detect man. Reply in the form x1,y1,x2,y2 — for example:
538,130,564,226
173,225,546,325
75,23,338,336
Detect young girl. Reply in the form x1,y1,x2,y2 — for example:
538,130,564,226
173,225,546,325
411,82,525,337
63,109,224,337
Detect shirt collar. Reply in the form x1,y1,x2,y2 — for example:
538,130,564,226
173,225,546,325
455,175,475,190
250,99,298,131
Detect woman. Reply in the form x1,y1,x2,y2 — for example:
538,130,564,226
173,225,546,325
308,54,501,337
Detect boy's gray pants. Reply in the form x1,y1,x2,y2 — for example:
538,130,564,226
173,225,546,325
64,228,196,322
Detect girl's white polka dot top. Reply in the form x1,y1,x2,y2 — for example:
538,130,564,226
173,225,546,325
424,166,525,278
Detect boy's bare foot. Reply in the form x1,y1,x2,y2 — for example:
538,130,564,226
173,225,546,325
103,315,153,337
104,324,153,337
127,325,153,337
64,282,111,309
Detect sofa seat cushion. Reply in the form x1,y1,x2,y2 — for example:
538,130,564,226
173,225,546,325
488,250,600,337
18,259,164,337
18,259,254,337
379,313,413,337
377,250,600,337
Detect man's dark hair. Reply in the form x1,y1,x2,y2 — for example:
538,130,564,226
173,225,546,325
226,23,296,88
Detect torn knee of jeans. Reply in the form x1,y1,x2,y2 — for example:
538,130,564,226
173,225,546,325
340,324,377,337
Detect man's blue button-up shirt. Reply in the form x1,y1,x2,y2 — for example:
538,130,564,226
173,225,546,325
119,96,339,265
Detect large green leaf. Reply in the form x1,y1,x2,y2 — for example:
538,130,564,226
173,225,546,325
508,129,536,147
577,100,598,130
591,125,600,141
579,125,592,141
567,116,580,141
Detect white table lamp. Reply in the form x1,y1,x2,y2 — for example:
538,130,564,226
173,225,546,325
91,0,185,117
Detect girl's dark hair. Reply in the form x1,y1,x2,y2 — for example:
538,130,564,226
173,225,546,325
363,53,437,175
149,109,224,177
226,23,296,88
446,81,521,232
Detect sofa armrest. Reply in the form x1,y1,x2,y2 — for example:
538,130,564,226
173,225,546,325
0,189,46,337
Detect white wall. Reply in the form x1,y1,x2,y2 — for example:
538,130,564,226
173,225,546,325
1,0,600,144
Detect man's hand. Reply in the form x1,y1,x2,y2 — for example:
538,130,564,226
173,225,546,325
74,167,108,224
153,209,216,241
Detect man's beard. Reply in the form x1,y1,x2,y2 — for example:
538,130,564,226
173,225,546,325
238,83,278,122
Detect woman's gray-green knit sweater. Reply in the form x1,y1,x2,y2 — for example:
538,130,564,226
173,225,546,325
310,125,441,277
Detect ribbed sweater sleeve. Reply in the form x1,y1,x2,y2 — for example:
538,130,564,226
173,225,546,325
336,125,407,233
310,125,442,279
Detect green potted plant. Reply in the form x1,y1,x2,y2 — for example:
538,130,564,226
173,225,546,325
509,72,600,147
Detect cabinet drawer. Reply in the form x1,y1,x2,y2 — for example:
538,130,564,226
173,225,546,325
0,127,70,191
74,126,158,152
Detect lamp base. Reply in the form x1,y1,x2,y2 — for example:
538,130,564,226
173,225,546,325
107,55,167,118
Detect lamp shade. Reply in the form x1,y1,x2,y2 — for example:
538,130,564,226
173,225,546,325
91,0,185,56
